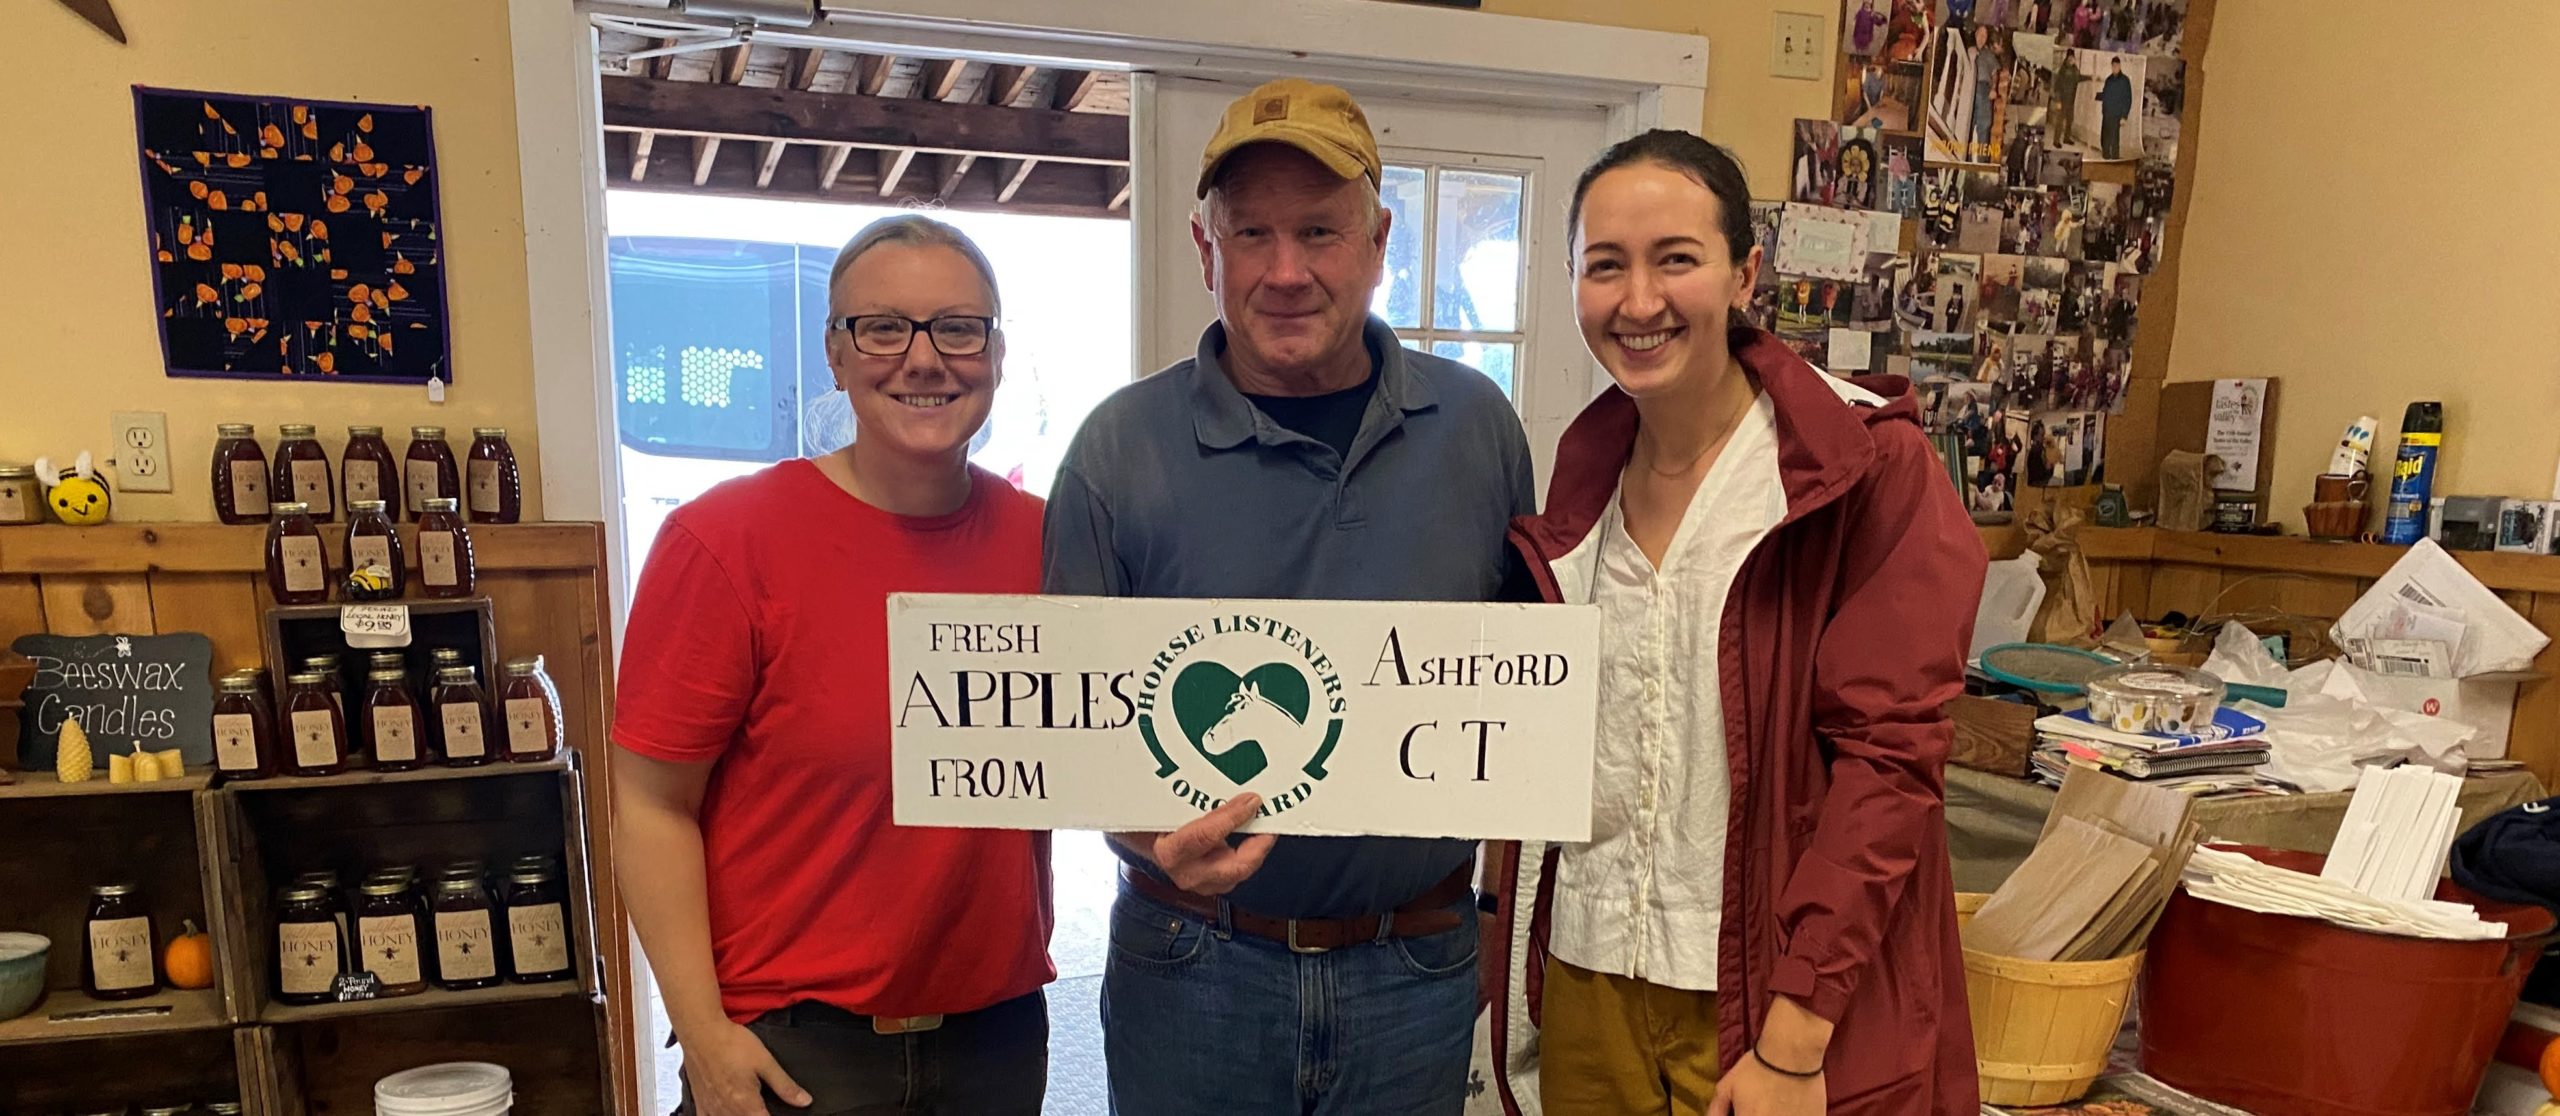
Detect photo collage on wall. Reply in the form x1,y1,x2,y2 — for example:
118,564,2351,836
1752,0,2188,521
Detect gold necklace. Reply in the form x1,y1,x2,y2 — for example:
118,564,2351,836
1638,434,1723,479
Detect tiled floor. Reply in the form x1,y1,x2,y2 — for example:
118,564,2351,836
647,832,1121,1115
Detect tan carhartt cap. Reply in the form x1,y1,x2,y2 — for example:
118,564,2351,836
1196,78,1382,197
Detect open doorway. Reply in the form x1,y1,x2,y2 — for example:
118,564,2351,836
589,24,1133,1113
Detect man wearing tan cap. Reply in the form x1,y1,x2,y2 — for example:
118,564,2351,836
1045,78,1534,1115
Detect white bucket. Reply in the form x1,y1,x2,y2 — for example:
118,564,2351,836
376,1062,513,1116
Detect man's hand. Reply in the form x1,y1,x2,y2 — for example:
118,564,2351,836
1111,793,1275,896
680,1019,810,1116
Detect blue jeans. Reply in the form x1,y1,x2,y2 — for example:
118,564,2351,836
1101,885,1481,1115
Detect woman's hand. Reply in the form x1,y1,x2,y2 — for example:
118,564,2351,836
1705,1052,1824,1116
681,1019,811,1116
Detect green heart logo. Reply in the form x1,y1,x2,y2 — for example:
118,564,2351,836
1169,661,1311,785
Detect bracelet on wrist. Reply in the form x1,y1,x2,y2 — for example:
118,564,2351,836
1752,1044,1824,1079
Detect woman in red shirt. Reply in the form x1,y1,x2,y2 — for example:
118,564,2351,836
613,215,1054,1116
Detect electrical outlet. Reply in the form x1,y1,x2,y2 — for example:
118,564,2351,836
110,410,172,492
1773,11,1827,81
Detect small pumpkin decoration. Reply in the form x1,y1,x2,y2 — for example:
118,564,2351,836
164,920,215,991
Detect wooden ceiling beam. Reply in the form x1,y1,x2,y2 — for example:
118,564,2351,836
1055,69,1101,112
857,53,894,97
793,48,826,92
990,65,1039,110
691,136,722,186
757,139,790,188
625,141,1123,220
818,144,856,192
922,58,968,102
602,76,1132,164
937,153,977,200
995,158,1040,204
878,148,920,196
1108,165,1133,211
629,130,656,183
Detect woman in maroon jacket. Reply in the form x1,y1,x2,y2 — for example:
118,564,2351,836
1476,130,1985,1115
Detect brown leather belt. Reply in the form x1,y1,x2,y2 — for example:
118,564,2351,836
1119,863,1473,953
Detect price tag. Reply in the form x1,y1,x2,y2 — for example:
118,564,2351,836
341,604,413,649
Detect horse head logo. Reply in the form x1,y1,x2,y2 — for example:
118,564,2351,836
1170,663,1313,786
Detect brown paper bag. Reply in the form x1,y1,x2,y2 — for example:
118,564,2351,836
2022,503,2099,643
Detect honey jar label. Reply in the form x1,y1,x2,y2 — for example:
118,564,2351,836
279,535,326,594
442,702,486,758
420,531,458,587
508,903,571,975
346,459,382,505
0,479,31,520
405,459,440,515
292,459,333,515
468,460,502,515
88,916,156,991
290,708,337,769
214,712,260,771
359,915,422,985
506,698,547,756
436,909,498,981
278,921,341,994
232,466,270,516
351,536,393,575
373,707,417,763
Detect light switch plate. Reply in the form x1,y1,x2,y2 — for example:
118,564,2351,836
1773,11,1827,81
109,410,172,492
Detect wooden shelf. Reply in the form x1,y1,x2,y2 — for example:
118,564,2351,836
0,522,605,576
0,986,226,1047
259,977,584,1025
0,771,211,799
224,756,569,793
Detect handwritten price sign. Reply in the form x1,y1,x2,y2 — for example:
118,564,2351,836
341,605,412,647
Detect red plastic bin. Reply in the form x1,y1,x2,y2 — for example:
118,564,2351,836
2139,844,2556,1116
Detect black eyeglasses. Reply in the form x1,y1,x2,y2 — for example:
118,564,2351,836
828,314,998,357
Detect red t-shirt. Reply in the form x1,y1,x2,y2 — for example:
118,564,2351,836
612,460,1054,1022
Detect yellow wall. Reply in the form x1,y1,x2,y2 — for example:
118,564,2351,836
1488,0,1836,199
2168,2,2560,520
1,0,539,523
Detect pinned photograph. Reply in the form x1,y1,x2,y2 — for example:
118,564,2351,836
1776,331,1833,368
1953,169,2007,254
2052,0,2132,50
2143,0,2188,57
1746,283,1781,332
1925,252,1984,332
2041,147,2084,190
1980,253,2026,323
2008,32,2058,107
2000,188,2060,256
1926,379,1999,434
1750,200,1786,288
2103,269,2142,347
1893,255,1935,331
1883,0,1936,64
1849,251,1901,330
2094,345,2133,413
2004,114,2049,189
1881,132,1926,216
1921,168,1966,248
2079,180,2128,263
1791,119,1843,207
2144,56,2184,163
1935,0,1988,29
2054,47,2144,161
1911,328,1986,383
1845,0,1895,56
2133,156,2175,219
1776,202,1873,280
2011,0,2062,35
1776,274,1857,333
1840,59,1925,132
1927,25,2016,165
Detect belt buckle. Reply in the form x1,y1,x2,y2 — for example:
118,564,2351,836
871,1014,944,1035
1285,920,1331,955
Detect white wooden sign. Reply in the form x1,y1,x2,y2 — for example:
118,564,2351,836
889,595,1599,841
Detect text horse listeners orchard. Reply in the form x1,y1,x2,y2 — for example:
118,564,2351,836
888,595,1598,840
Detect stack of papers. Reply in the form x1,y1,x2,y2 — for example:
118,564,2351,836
2030,706,2273,791
2183,845,2505,941
1965,768,2201,962
2322,765,2466,904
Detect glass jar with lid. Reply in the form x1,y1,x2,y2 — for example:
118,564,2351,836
502,865,574,983
283,670,347,777
430,878,503,991
403,426,459,522
207,1103,245,1116
365,663,428,771
343,500,404,600
433,665,494,767
264,502,330,605
416,498,476,598
501,657,562,762
274,882,344,1005
211,671,275,782
0,463,45,526
354,877,428,996
300,654,349,719
342,425,396,508
465,427,522,524
211,424,270,525
273,423,335,522
84,883,160,1000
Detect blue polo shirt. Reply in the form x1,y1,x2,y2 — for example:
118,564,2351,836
1043,317,1536,918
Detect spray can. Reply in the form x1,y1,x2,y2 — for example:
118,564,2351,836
2380,401,2444,544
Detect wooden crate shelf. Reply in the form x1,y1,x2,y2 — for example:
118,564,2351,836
225,756,570,793
258,976,584,1025
0,771,212,799
0,985,227,1047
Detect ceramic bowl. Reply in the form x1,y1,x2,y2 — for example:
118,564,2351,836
0,932,50,1021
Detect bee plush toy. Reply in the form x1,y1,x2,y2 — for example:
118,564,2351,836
32,453,113,526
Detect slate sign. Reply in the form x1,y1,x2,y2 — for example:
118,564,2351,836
12,633,215,771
